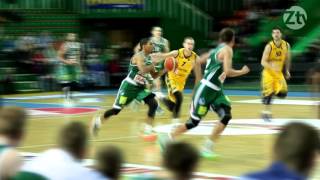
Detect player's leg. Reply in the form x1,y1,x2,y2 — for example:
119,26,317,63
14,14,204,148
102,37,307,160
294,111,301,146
160,76,176,112
135,89,159,139
158,84,208,151
261,71,274,122
203,104,231,155
275,75,288,99
142,93,158,134
90,81,135,135
172,91,183,122
201,92,231,158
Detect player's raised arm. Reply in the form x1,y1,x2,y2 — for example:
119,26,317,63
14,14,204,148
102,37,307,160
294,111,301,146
222,46,249,77
198,51,211,64
260,44,273,70
284,43,291,79
150,50,178,63
193,56,202,84
134,55,154,74
57,44,68,64
134,43,141,53
164,39,170,52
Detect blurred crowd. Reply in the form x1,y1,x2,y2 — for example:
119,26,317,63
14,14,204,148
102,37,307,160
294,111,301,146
0,31,132,93
0,106,319,180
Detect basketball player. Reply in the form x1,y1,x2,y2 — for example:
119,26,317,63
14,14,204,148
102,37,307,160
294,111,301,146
261,27,291,121
151,37,202,124
91,38,162,138
133,26,170,114
57,33,81,105
158,28,250,158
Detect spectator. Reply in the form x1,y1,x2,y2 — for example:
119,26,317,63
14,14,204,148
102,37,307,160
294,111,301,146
95,145,123,180
243,122,320,180
163,142,200,180
15,121,102,180
0,106,27,179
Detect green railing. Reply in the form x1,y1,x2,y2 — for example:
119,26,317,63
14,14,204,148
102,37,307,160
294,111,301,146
78,0,212,36
0,0,64,9
0,0,212,36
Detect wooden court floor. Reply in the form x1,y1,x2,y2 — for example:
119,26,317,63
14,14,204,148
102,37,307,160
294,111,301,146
2,91,320,177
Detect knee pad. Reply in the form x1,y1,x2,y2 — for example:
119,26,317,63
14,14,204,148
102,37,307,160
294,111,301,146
185,117,200,129
262,95,272,105
144,95,158,118
217,105,232,126
276,92,287,98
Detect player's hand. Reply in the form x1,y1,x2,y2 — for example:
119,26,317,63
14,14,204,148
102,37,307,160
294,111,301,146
241,65,250,74
150,53,162,63
285,71,291,80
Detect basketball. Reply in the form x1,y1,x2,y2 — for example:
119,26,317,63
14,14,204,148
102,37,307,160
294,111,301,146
164,57,177,71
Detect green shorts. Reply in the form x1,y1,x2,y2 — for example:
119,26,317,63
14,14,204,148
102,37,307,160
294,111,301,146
190,82,231,120
113,80,153,109
56,64,79,83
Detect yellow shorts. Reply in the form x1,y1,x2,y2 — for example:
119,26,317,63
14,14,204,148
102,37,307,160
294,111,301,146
261,70,287,97
165,76,186,103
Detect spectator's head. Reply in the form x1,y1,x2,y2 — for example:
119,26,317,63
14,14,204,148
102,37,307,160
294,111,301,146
219,28,235,46
58,121,88,160
140,38,154,54
163,142,199,180
95,145,123,180
272,26,282,41
151,26,162,38
66,33,77,42
0,106,27,146
183,37,195,51
273,122,320,177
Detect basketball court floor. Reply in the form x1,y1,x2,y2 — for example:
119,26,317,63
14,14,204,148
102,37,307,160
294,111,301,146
2,90,320,179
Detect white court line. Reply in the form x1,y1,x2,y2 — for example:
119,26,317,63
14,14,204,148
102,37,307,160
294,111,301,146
236,99,319,106
19,135,139,149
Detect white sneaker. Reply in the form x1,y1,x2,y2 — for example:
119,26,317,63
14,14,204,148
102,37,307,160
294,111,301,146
157,132,173,152
90,114,102,136
200,138,219,160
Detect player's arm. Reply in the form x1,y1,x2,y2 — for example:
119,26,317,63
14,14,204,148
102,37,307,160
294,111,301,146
193,56,202,84
57,44,69,64
135,55,155,74
284,43,291,79
164,39,170,52
222,47,249,77
150,50,178,63
260,44,273,70
198,51,211,64
134,43,141,53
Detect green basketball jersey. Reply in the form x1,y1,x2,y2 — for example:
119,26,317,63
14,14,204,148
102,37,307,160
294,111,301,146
151,37,167,53
203,43,226,89
64,42,81,61
127,51,153,86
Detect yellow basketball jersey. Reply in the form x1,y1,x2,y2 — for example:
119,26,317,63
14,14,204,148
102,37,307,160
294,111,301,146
168,48,197,82
267,40,288,73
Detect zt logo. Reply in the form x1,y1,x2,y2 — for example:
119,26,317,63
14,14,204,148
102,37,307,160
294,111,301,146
283,6,307,30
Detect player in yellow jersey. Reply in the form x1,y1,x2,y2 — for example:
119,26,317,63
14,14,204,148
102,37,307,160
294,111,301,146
151,37,202,124
261,27,291,121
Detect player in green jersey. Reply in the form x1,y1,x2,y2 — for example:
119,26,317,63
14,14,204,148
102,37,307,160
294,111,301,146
158,28,250,158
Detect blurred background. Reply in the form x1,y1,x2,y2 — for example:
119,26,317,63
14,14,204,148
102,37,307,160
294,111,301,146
0,0,319,94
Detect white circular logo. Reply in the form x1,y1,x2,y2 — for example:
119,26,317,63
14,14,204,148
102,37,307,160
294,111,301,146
283,6,307,30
